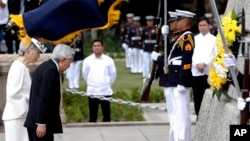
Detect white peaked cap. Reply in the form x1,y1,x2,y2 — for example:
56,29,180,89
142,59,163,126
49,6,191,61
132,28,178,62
145,15,154,20
204,13,213,18
168,11,178,18
175,9,196,18
133,16,141,21
126,13,134,18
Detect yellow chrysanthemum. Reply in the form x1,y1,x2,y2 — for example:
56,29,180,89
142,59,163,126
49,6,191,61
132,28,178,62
208,9,242,100
208,67,227,90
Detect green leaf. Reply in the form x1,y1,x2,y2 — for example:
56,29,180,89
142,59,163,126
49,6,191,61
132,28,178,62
231,9,237,20
212,90,216,98
215,88,223,101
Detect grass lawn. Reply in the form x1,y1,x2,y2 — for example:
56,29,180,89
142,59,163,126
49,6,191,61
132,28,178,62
63,58,163,96
62,58,165,122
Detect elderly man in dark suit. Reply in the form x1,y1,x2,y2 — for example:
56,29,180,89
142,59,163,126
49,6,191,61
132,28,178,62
24,44,75,141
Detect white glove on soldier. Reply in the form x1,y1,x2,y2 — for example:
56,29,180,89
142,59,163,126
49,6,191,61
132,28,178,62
177,85,186,93
161,25,169,35
224,54,236,68
238,97,250,111
122,43,128,50
151,51,160,61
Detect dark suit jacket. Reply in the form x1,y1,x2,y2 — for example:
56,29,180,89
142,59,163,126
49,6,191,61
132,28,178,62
24,59,63,134
8,0,40,14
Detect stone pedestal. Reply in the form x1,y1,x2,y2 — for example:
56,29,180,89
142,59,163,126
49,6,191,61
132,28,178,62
192,0,250,139
192,55,248,141
193,86,240,141
0,54,66,125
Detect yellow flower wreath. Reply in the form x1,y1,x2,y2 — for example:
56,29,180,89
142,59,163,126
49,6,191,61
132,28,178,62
208,10,241,100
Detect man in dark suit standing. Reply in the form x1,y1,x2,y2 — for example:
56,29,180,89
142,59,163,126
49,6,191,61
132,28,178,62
24,44,75,141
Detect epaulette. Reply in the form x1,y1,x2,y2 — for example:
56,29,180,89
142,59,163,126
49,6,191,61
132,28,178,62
178,33,194,50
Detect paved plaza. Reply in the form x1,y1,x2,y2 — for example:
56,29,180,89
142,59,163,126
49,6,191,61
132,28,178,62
0,103,196,141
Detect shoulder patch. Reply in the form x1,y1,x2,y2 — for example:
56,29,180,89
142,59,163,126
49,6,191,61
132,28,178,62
183,64,191,70
185,43,192,51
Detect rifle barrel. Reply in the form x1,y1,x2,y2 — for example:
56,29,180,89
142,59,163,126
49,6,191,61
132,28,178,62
163,0,168,71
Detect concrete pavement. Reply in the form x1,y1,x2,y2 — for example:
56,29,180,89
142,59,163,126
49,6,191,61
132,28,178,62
0,103,197,141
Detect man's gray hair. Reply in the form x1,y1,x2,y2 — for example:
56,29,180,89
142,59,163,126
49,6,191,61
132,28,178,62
51,44,75,62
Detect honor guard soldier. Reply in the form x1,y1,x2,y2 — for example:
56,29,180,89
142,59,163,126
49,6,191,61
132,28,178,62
142,15,157,79
120,13,134,69
66,32,84,89
130,16,143,74
152,9,196,141
151,11,183,141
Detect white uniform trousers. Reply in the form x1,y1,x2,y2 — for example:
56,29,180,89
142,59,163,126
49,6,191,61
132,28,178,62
4,117,29,141
131,48,143,73
128,48,133,73
142,51,152,78
125,47,131,68
163,87,191,141
66,60,82,89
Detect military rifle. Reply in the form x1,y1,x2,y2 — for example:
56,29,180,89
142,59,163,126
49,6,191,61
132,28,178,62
140,0,163,102
240,8,249,124
140,17,162,102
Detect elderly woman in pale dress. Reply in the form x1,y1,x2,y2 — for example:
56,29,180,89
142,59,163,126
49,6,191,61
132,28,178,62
2,36,46,141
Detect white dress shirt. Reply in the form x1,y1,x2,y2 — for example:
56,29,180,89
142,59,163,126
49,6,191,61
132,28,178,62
2,60,31,120
192,32,216,76
82,54,117,96
0,0,9,24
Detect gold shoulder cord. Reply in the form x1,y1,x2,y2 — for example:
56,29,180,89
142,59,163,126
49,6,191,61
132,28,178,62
187,34,194,48
178,34,194,50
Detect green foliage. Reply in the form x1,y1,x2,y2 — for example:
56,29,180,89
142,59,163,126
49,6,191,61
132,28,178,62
83,30,123,58
212,88,223,101
63,90,145,123
149,88,164,103
130,87,140,102
63,91,88,122
63,35,166,123
113,90,130,100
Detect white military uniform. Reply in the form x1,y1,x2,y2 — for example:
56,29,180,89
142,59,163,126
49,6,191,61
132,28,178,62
66,60,82,89
130,16,143,73
162,9,196,141
142,15,157,79
66,37,84,89
121,13,134,69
